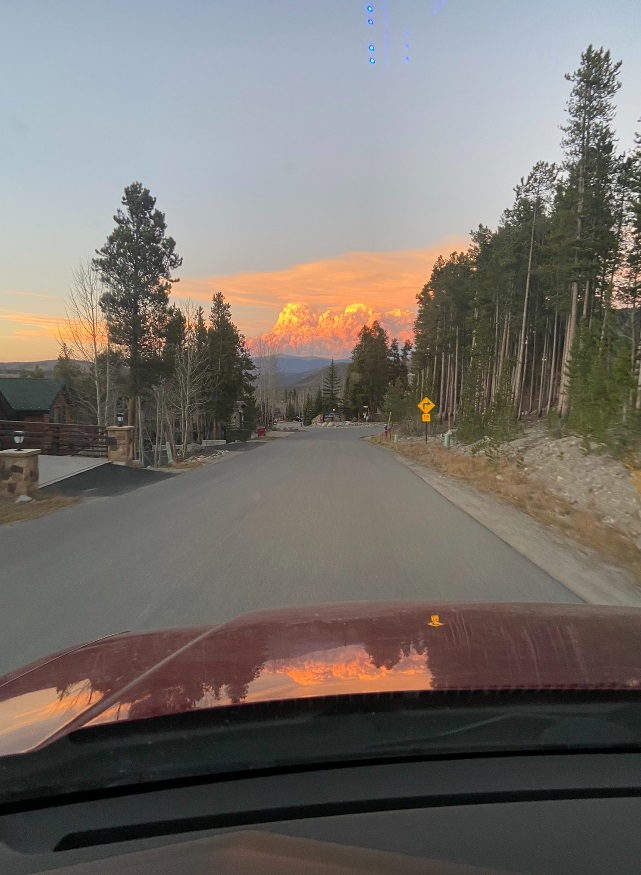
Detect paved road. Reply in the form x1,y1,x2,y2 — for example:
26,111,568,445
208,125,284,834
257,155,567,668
0,426,580,675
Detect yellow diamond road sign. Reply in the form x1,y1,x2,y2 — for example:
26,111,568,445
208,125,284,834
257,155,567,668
417,396,435,415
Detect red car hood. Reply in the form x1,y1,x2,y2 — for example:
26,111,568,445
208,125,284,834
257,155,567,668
1,601,641,757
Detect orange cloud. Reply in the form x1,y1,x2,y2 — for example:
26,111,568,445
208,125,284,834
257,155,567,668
1,238,468,360
0,309,65,360
178,239,466,334
255,301,415,355
0,309,64,337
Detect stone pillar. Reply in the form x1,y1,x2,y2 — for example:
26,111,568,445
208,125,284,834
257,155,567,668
0,449,40,498
107,426,134,462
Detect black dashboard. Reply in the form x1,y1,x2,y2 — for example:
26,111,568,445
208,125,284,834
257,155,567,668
2,752,641,873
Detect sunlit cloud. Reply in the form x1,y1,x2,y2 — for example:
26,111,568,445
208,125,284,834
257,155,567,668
0,310,63,331
178,240,466,334
0,310,66,355
1,239,468,360
254,301,415,356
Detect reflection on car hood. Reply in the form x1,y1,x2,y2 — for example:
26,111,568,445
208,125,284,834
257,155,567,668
1,601,641,756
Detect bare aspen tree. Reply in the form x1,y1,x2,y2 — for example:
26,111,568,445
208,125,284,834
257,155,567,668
253,339,280,427
168,301,209,457
58,259,110,426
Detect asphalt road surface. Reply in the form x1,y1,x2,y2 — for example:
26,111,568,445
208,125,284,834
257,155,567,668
0,426,581,676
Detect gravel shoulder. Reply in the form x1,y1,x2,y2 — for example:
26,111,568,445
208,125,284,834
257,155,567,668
372,428,641,606
465,424,641,544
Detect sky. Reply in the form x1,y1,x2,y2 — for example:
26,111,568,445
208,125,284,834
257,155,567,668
1,0,640,360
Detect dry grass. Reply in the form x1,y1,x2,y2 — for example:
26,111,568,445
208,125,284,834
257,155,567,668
372,436,641,580
0,493,80,526
160,452,232,471
630,468,641,498
166,459,204,470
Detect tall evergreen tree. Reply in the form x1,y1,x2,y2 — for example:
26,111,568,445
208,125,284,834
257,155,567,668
347,321,390,414
303,392,315,425
557,46,622,415
206,292,255,432
93,182,182,425
322,359,342,411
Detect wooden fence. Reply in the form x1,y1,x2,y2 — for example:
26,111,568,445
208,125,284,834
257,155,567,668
0,420,109,457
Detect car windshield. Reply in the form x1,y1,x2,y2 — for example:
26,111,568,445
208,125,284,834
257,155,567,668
1,0,641,803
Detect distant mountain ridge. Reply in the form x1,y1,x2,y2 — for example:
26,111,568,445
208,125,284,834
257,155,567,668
0,361,60,374
283,361,350,392
0,360,92,375
270,354,349,375
1,355,348,393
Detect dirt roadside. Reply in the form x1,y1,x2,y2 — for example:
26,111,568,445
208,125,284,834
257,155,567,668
369,432,641,607
0,494,79,526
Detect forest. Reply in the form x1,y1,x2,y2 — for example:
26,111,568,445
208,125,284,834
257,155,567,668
289,45,641,454
409,46,641,454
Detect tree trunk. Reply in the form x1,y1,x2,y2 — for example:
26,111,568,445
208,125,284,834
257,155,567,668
547,304,559,413
453,326,459,422
166,411,177,463
558,281,578,417
128,396,136,434
137,396,144,464
582,277,590,322
528,322,537,414
496,309,510,404
558,153,585,417
513,200,537,405
104,340,111,428
630,284,638,373
492,293,500,400
538,320,549,417
439,350,445,421
93,334,102,428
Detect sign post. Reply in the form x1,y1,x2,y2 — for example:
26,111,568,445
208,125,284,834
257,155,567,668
417,397,435,444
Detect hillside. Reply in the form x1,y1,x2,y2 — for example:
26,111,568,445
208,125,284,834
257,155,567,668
0,355,347,389
0,361,59,376
0,360,92,377
273,355,341,375
284,360,350,392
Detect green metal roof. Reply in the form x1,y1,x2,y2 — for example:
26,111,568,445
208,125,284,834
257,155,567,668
0,378,65,413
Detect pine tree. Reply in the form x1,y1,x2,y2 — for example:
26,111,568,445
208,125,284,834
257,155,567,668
94,182,182,426
205,292,255,433
303,392,315,425
322,359,342,412
347,321,390,414
557,46,622,415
